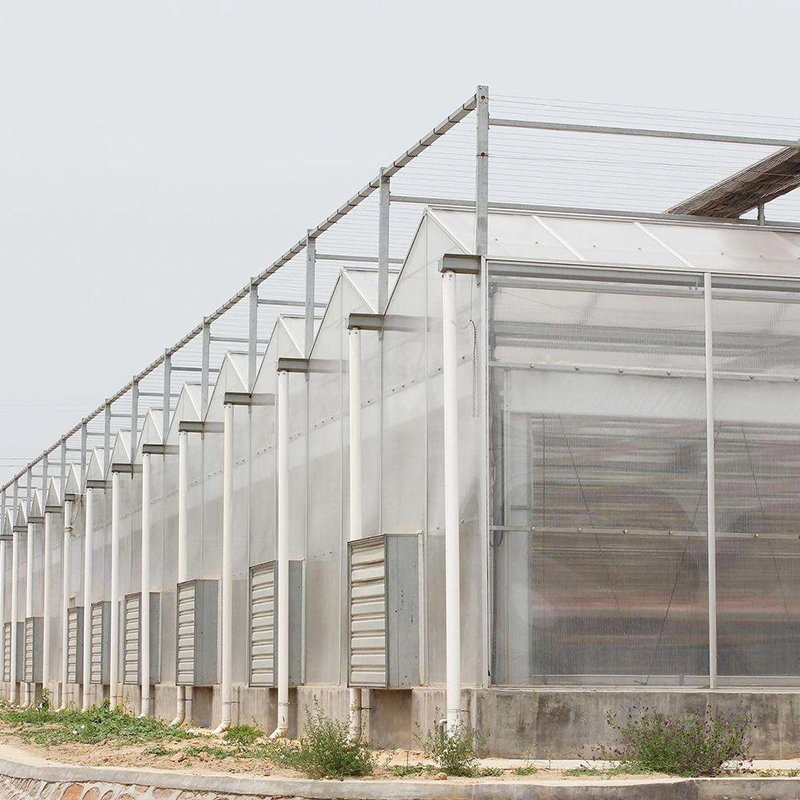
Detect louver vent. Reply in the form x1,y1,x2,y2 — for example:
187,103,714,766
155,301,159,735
348,535,419,689
23,617,42,683
248,561,302,688
175,580,218,687
122,593,161,685
67,607,84,685
90,602,110,685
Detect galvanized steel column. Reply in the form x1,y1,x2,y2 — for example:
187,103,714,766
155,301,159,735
82,488,94,711
475,86,489,257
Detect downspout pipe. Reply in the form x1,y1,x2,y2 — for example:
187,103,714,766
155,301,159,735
82,488,94,711
23,521,34,707
214,403,234,734
442,269,462,732
42,511,53,703
270,369,290,738
0,539,5,702
10,527,19,705
139,454,152,717
57,498,73,711
109,472,121,710
347,328,363,741
171,431,189,726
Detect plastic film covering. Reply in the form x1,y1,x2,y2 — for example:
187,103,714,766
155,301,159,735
712,284,800,679
68,500,86,608
304,281,345,685
91,490,110,606
489,267,709,684
45,509,63,683
30,520,44,618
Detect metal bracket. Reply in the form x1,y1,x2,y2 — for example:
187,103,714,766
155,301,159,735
86,480,108,490
110,463,139,475
347,313,384,332
141,444,179,456
277,357,309,373
439,253,481,275
223,392,275,407
27,516,45,524
178,421,224,435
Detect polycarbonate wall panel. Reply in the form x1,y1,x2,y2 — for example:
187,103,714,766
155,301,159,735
31,521,45,617
68,502,85,606
91,491,110,605
198,433,223,581
490,269,709,684
713,286,800,678
160,453,179,684
46,511,63,681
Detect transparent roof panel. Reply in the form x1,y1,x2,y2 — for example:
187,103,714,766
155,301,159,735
642,222,800,276
543,216,686,268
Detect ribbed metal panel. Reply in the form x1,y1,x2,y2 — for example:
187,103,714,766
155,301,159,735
67,607,83,685
176,582,195,686
123,594,140,685
249,562,275,687
90,602,109,685
349,538,387,688
3,622,10,683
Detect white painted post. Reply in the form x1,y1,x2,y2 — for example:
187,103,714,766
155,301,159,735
109,471,121,710
704,272,718,689
442,269,462,731
82,488,94,711
58,498,73,710
172,430,188,726
140,454,151,717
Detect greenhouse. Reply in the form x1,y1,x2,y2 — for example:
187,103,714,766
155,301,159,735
4,87,800,756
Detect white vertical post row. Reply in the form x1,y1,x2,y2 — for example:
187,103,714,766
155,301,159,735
82,488,94,711
10,526,19,705
704,272,717,689
271,369,290,737
109,471,121,710
23,521,34,707
58,498,73,710
475,85,489,257
215,402,234,734
42,510,53,699
172,430,189,726
348,328,363,740
442,269,461,732
140,453,151,716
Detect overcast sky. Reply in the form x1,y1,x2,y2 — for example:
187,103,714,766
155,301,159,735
1,0,799,486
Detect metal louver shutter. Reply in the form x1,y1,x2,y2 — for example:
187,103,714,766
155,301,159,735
176,582,195,686
67,607,83,684
123,594,140,685
349,538,387,688
249,562,275,687
22,617,41,683
90,602,109,685
3,622,11,683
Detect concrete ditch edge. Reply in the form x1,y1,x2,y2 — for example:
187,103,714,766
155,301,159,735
1,750,800,800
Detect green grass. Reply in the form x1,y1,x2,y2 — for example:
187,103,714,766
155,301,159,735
512,764,539,776
184,744,230,760
0,702,198,747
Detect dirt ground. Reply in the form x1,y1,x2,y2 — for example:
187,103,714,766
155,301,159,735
0,722,669,782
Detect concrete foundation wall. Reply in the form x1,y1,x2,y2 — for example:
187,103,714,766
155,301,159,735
6,679,800,760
